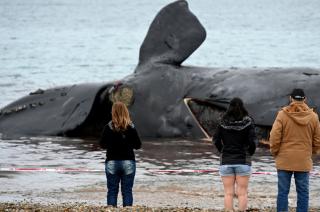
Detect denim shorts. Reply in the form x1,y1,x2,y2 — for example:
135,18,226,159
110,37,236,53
219,164,251,176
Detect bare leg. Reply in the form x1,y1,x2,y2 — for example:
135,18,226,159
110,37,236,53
235,175,250,211
222,176,236,211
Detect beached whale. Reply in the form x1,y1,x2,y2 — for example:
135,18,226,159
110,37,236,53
0,0,319,139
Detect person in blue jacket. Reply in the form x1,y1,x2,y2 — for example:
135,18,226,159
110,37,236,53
100,101,142,207
213,97,258,211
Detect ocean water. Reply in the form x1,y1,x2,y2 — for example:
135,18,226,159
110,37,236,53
0,0,320,107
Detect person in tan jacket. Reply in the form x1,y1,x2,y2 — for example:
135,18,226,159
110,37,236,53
270,88,320,212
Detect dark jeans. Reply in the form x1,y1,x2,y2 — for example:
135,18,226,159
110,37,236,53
105,160,136,207
277,170,309,212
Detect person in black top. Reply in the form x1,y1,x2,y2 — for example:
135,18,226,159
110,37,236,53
100,101,141,207
213,97,258,212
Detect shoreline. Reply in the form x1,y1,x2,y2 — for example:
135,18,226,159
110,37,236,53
1,202,319,212
1,139,320,211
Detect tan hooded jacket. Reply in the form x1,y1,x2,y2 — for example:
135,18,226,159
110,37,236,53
270,101,320,171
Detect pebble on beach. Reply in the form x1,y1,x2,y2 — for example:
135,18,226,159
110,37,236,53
1,202,319,212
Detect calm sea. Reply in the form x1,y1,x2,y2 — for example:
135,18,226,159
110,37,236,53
0,0,320,107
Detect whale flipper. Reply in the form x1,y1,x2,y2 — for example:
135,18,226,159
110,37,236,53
137,0,206,68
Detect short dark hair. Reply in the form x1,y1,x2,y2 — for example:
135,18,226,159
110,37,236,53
290,88,305,101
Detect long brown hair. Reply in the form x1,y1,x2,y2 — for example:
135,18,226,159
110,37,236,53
111,102,132,131
223,97,248,121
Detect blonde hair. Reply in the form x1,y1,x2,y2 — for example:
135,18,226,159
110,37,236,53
111,102,132,131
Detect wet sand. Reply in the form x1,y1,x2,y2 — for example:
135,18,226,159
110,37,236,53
0,138,319,211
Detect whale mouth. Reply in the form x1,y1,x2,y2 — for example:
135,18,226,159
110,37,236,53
184,98,272,141
184,98,228,139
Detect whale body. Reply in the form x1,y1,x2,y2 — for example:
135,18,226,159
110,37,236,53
0,0,319,139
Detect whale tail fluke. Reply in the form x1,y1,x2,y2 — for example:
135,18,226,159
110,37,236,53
137,0,206,69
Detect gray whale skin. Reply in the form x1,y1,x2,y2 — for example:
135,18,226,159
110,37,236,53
0,0,319,139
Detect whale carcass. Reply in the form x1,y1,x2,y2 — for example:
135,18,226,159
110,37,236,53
0,0,319,139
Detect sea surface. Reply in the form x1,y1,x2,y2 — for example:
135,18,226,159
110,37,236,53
0,0,320,208
0,0,320,107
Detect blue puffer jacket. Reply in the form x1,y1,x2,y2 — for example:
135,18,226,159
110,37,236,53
213,116,258,166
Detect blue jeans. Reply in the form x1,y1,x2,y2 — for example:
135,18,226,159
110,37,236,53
105,160,136,207
277,170,309,212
